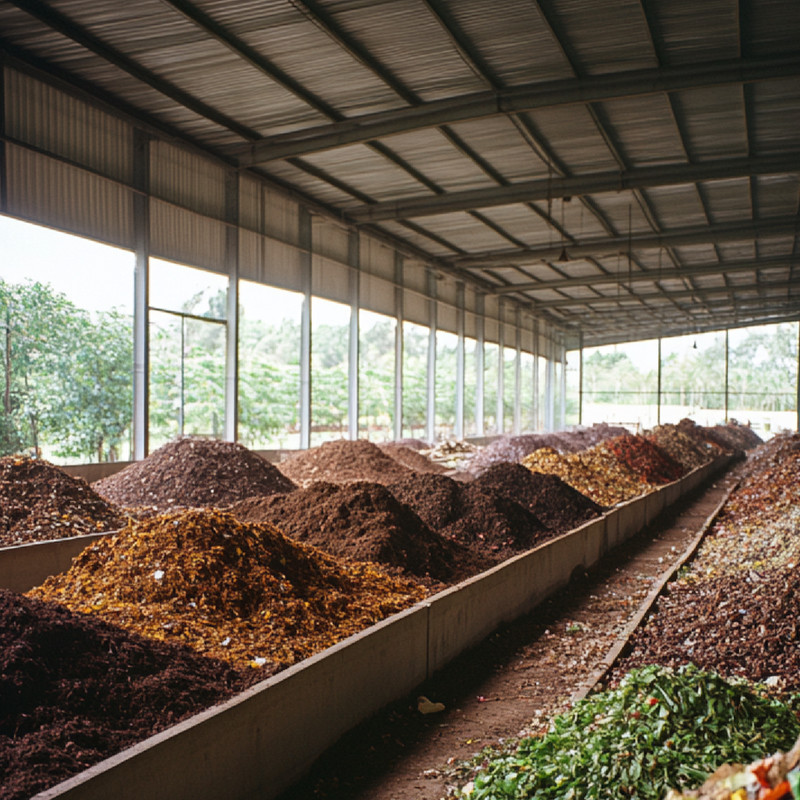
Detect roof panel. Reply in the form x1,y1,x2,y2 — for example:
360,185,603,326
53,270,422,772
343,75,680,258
752,78,800,156
414,211,519,252
644,184,707,228
672,85,747,160
755,174,800,218
700,177,751,224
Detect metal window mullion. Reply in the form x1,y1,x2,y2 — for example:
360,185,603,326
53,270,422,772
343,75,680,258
299,207,312,450
724,329,729,423
496,299,505,435
514,308,522,435
455,281,465,439
657,337,662,426
224,171,239,443
533,318,539,431
394,253,403,440
475,293,485,437
545,340,555,432
348,231,360,440
559,344,567,429
133,128,149,460
0,64,7,213
426,270,437,444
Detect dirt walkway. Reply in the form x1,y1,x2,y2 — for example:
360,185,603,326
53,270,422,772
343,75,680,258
278,463,744,800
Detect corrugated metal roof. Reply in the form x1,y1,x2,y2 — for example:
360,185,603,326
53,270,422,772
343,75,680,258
1,0,799,346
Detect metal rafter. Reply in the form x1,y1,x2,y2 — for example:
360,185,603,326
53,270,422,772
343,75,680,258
345,155,800,222
446,218,799,267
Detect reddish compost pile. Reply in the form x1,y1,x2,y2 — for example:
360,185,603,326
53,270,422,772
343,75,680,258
0,589,256,800
378,443,448,475
93,438,296,513
0,456,125,547
277,439,414,486
229,482,491,585
31,509,425,668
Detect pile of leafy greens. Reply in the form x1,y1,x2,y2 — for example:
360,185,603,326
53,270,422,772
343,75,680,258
468,665,800,799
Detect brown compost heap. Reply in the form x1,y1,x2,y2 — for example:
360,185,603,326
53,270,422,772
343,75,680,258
0,589,256,800
378,442,449,474
277,439,414,486
614,433,800,690
92,438,296,513
386,472,552,559
229,481,491,585
470,462,604,533
647,424,714,471
0,456,125,547
31,509,425,668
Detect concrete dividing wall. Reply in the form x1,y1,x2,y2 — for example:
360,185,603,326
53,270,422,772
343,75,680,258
32,454,732,800
0,532,113,593
62,462,131,482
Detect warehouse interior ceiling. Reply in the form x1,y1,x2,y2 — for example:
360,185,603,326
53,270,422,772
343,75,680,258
1,0,800,349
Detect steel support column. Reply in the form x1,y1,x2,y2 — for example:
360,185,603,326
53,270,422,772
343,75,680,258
724,329,729,423
578,330,584,426
475,293,485,437
545,341,555,432
132,128,150,460
559,344,567,429
532,318,539,431
514,308,522,435
426,270,437,444
455,281,465,440
224,171,239,443
394,253,404,441
347,231,360,440
0,64,7,214
796,322,800,433
657,337,662,426
496,299,505,435
299,207,312,450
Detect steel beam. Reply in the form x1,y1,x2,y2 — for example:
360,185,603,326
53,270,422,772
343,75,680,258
299,207,312,450
426,270,437,444
226,55,800,165
490,254,798,295
349,155,800,222
394,253,404,441
455,282,465,439
347,231,360,441
475,294,485,436
224,171,239,443
448,218,799,268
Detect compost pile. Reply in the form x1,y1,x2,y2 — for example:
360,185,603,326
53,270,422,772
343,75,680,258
30,509,425,667
0,589,256,800
648,424,713,470
466,664,800,800
92,438,296,513
377,442,448,474
605,434,686,484
0,456,125,547
228,481,490,585
277,439,413,486
521,443,649,506
615,433,800,690
710,420,764,450
420,439,479,470
676,419,733,453
470,463,604,533
387,472,551,560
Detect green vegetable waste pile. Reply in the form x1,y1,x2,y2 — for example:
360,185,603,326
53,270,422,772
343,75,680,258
462,664,800,800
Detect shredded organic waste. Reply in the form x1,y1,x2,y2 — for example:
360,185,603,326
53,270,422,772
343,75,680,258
0,589,257,800
461,665,800,800
648,425,714,471
30,509,425,668
615,433,800,691
0,456,125,546
521,442,651,506
92,437,296,514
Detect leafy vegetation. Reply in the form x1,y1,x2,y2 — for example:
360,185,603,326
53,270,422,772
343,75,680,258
467,665,800,800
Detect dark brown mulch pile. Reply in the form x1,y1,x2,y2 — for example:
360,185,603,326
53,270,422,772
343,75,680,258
387,473,552,560
277,439,414,486
378,443,448,475
93,438,296,513
614,566,800,690
0,589,259,800
0,457,125,547
470,463,604,534
228,482,491,586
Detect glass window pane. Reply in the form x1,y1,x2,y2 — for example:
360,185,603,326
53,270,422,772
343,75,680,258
359,310,395,441
149,258,228,319
311,297,349,447
0,216,134,464
238,281,303,450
